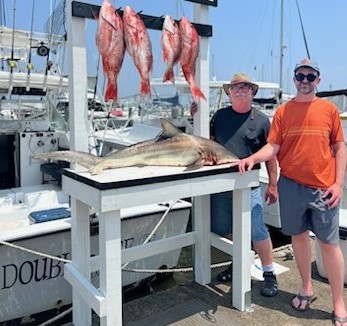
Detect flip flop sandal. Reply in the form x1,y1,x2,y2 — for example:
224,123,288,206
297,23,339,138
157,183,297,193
332,311,347,326
291,293,317,312
217,265,232,282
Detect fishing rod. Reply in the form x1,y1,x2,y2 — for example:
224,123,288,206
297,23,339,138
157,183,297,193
9,0,17,73
26,0,35,90
93,53,101,102
27,0,35,72
8,0,17,94
0,0,6,71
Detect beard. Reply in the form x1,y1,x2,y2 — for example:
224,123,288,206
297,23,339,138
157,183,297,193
297,83,315,95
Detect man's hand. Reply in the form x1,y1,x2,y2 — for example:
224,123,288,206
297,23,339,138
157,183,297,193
324,183,343,209
238,156,256,174
264,183,278,205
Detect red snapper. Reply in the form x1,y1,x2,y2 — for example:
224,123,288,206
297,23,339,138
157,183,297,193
161,15,181,84
179,17,206,101
95,0,125,102
123,6,153,98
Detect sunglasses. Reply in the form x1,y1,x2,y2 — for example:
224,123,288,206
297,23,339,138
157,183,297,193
230,84,252,92
295,73,318,82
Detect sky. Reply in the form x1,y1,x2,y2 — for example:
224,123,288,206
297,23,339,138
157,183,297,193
3,0,347,100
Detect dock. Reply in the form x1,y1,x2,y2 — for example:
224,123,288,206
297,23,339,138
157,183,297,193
121,238,346,326
56,235,347,325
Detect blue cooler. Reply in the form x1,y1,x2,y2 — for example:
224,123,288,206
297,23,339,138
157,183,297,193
315,208,347,283
29,207,71,224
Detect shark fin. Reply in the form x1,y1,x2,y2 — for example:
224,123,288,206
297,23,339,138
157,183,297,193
184,161,204,171
159,118,184,138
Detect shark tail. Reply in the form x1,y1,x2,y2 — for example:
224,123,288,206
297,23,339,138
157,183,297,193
33,150,103,172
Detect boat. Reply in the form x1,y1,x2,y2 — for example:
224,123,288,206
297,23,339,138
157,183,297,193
317,89,347,136
317,88,347,208
150,74,291,115
0,189,191,323
0,18,192,326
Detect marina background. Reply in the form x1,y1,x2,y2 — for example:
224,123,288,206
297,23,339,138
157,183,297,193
3,0,347,101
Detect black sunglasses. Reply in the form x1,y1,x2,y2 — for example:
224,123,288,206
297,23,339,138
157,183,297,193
295,73,318,82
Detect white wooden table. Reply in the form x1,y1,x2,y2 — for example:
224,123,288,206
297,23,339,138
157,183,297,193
62,164,259,326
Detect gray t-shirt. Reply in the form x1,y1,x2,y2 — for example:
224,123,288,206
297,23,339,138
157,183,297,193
209,105,271,236
210,105,270,158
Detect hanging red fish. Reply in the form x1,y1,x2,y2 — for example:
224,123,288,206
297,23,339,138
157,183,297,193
123,6,153,98
161,15,181,84
179,16,206,101
95,0,125,102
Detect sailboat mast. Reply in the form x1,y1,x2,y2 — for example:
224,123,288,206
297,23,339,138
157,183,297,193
279,0,284,93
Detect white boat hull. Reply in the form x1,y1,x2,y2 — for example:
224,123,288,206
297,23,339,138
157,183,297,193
0,229,72,322
0,199,191,323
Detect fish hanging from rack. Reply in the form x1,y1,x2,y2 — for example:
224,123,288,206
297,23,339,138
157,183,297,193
179,16,206,102
95,0,125,102
123,6,153,98
161,15,181,84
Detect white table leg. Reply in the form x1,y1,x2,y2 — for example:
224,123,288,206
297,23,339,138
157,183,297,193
232,188,252,311
70,198,91,326
98,210,122,326
193,195,211,285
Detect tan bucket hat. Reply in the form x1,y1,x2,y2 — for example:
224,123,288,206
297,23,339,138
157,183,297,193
222,73,259,95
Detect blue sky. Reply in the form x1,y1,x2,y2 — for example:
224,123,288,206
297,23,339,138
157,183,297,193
5,0,347,99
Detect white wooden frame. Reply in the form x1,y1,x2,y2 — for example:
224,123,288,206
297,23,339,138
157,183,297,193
62,165,258,325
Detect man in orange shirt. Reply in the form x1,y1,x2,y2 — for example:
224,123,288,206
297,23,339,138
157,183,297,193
239,58,347,325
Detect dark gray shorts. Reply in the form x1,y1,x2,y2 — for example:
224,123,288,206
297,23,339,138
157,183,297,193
278,175,340,244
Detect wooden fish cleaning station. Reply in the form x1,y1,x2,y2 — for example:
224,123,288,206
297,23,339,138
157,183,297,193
64,1,258,325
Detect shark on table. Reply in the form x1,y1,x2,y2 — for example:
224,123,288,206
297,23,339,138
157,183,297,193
33,118,240,175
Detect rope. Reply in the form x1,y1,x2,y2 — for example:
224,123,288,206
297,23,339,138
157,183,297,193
0,239,293,275
295,0,311,59
123,260,232,274
122,244,294,274
0,238,233,274
37,307,72,326
121,200,178,270
0,240,71,263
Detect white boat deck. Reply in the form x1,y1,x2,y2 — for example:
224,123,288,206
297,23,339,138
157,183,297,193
0,180,194,323
0,70,68,91
0,184,70,238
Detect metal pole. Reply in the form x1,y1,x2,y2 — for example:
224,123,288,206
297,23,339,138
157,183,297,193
279,0,284,92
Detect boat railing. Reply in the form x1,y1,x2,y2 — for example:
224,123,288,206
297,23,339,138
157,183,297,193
91,117,127,142
48,97,69,132
0,97,47,121
0,90,71,134
94,116,124,130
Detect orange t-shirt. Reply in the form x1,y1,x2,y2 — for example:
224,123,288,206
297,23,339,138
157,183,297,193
268,97,345,189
